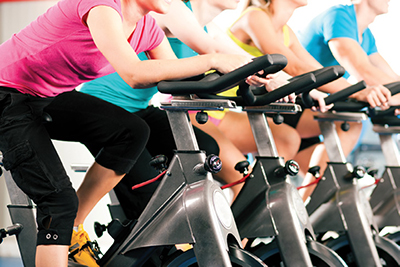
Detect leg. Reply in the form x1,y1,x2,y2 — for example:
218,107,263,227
218,111,301,160
45,91,150,224
189,112,245,200
36,245,68,267
113,106,220,220
74,163,124,225
295,110,363,201
0,89,79,267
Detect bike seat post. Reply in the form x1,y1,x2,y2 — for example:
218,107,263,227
373,125,400,166
310,111,385,267
163,96,200,151
370,124,400,229
244,103,301,157
314,112,367,162
234,103,321,267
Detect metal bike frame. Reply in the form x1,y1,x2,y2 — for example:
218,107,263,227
307,111,400,267
3,170,37,267
369,124,400,229
101,98,246,267
231,103,332,266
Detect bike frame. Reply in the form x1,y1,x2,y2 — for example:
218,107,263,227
231,103,342,266
100,98,250,267
369,123,400,230
306,111,400,267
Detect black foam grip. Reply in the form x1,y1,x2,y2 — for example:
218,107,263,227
324,80,366,105
252,73,316,106
157,54,287,95
384,81,400,96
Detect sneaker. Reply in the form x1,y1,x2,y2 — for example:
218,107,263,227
69,224,101,267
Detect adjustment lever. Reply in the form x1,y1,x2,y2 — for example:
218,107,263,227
149,155,168,173
194,154,222,174
344,165,366,179
0,223,23,244
274,160,300,178
234,160,250,175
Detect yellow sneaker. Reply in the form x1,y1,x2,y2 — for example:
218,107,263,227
69,224,101,267
175,243,192,252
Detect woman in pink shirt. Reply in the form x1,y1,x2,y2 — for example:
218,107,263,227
0,0,268,265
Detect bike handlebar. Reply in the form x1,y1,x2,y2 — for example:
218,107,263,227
197,66,345,106
157,54,287,95
327,81,400,112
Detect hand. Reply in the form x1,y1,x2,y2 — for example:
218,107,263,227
246,71,295,103
352,85,391,109
211,54,252,74
309,89,334,113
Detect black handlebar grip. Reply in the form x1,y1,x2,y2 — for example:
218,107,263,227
300,66,346,108
324,80,366,105
290,66,345,95
328,81,400,112
157,54,287,95
252,73,316,106
384,81,400,96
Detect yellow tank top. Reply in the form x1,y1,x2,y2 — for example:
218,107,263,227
208,7,291,120
227,7,291,58
219,7,291,99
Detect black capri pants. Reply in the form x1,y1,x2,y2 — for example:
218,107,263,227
0,88,150,245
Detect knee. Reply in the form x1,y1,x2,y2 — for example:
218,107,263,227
126,115,150,144
36,187,79,245
275,128,301,159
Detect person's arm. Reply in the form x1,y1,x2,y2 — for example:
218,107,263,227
145,37,179,60
243,10,312,75
328,38,397,85
150,0,248,56
206,21,250,55
241,12,389,106
369,53,400,81
86,6,251,88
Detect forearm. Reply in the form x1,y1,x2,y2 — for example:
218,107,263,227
346,63,396,86
120,55,214,88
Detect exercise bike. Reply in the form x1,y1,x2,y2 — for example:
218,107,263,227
1,54,287,267
368,104,400,245
305,83,400,267
84,54,290,267
191,66,352,266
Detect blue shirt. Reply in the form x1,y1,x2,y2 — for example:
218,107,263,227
298,4,378,79
80,1,199,113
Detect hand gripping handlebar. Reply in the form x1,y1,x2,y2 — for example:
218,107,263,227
195,66,346,107
249,65,346,106
157,54,287,95
327,81,400,112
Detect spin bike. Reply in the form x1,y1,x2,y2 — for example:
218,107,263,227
194,65,351,266
85,54,290,266
368,101,400,245
305,83,400,267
